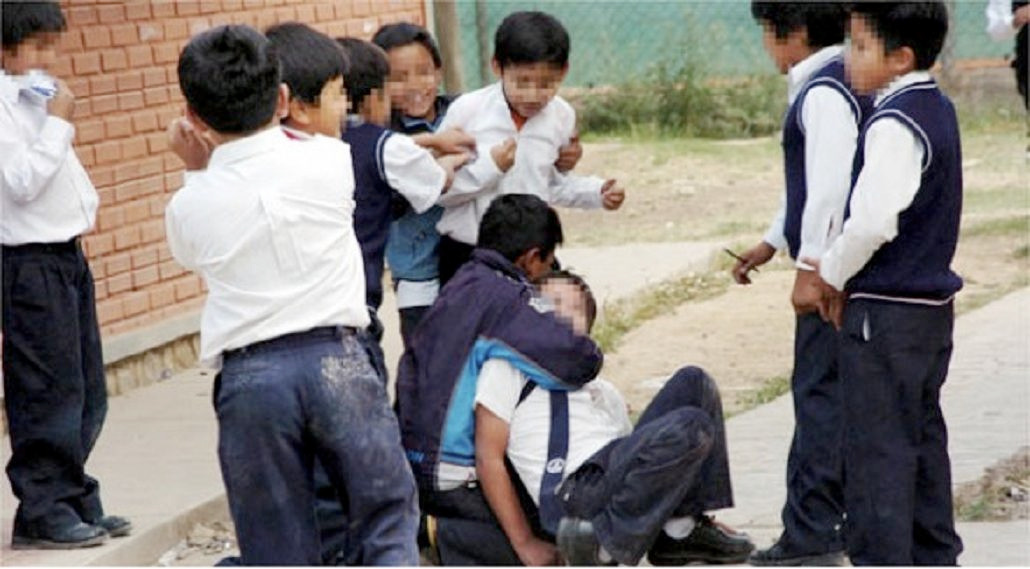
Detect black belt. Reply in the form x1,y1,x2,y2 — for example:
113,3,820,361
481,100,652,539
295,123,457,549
1,237,80,255
222,325,357,359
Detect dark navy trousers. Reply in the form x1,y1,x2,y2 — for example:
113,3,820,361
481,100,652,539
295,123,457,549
2,241,108,535
778,313,846,553
839,299,963,565
214,328,418,565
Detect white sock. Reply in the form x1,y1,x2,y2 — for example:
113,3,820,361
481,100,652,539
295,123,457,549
663,516,697,539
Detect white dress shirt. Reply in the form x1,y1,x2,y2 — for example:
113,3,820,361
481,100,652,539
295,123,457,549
382,129,446,214
987,0,1020,41
435,82,605,244
762,46,860,268
165,126,369,368
0,70,99,245
819,72,930,292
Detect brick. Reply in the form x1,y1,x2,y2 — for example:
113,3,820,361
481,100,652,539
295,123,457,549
162,153,181,173
110,23,139,47
140,219,166,244
243,0,263,9
132,245,160,268
76,145,95,167
101,49,128,72
188,18,211,37
327,21,348,38
125,1,151,21
107,272,134,295
127,45,153,68
67,77,90,98
123,291,150,317
118,91,145,111
222,0,244,10
113,225,142,251
140,158,165,178
85,233,115,257
97,204,125,231
121,136,148,160
174,275,201,300
149,283,177,309
176,1,201,16
353,0,372,17
95,140,122,165
89,74,117,96
315,3,335,21
157,107,180,127
132,110,159,133
73,52,102,75
274,7,296,23
113,161,141,184
158,259,185,280
105,251,132,276
72,100,92,121
90,94,118,115
116,70,143,92
91,166,116,188
164,19,188,40
132,266,160,288
294,4,315,21
68,6,98,26
142,67,166,88
94,281,108,301
138,23,165,42
89,257,106,280
164,171,184,192
61,30,84,52
157,244,173,262
97,298,124,324
82,27,111,49
143,86,169,106
146,133,168,154
97,4,126,24
77,120,105,144
104,115,133,138
152,1,177,19
153,42,180,64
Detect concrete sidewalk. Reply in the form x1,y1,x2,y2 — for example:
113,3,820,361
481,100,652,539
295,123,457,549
719,287,1030,566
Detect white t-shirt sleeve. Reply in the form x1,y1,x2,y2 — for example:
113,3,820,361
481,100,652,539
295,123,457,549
987,0,1017,40
382,133,445,214
474,359,526,424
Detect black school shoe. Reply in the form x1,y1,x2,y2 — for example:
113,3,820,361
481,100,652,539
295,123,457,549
95,515,132,538
556,517,617,566
748,541,846,566
647,515,755,566
12,521,109,550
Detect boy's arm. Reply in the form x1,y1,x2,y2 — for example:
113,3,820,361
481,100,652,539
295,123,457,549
818,118,925,290
163,197,197,271
435,140,511,208
547,171,607,209
382,133,447,214
0,100,75,204
986,0,1019,40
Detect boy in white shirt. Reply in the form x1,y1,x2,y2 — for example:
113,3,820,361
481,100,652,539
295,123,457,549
164,24,417,565
1,0,130,549
465,271,753,566
434,11,626,284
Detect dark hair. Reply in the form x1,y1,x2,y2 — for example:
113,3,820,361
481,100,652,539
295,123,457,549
852,1,948,70
543,269,598,333
478,194,564,263
371,22,442,69
265,22,347,104
336,37,390,112
750,2,849,48
493,11,569,68
1,1,66,49
178,25,281,134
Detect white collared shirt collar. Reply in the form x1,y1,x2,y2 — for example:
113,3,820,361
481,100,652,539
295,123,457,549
874,71,933,107
787,45,844,103
207,124,285,169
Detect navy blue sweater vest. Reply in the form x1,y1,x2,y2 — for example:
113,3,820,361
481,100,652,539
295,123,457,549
845,81,963,299
343,121,396,310
781,57,872,259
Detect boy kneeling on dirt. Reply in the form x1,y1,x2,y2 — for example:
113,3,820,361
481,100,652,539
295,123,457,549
460,271,755,566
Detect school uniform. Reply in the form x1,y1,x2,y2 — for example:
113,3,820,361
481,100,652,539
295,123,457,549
987,0,1028,107
820,72,964,565
434,82,606,283
388,94,455,349
0,70,111,540
759,46,871,559
165,127,418,565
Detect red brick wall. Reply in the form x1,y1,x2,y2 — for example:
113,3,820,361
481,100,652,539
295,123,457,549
56,0,426,339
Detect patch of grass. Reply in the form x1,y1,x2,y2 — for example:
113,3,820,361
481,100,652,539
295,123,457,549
593,269,732,353
961,214,1030,238
957,273,1030,315
954,447,1030,522
730,374,791,418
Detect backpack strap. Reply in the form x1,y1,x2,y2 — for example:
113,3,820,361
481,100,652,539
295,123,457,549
538,391,569,535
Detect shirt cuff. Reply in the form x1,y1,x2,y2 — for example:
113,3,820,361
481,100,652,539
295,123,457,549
762,227,788,252
819,254,847,291
795,243,824,269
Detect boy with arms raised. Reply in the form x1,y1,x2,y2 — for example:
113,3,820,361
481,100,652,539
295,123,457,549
808,2,964,564
164,25,417,565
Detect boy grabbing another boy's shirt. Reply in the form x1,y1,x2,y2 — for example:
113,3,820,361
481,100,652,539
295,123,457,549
164,25,418,565
734,3,869,565
808,2,964,564
434,11,626,284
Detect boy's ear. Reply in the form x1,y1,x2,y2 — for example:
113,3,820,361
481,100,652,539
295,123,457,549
276,83,292,121
184,105,212,134
513,247,540,275
286,97,311,127
886,46,917,76
491,57,502,79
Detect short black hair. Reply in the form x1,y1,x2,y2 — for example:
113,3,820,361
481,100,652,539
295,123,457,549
372,22,442,69
336,37,389,112
265,22,347,104
2,1,66,49
178,25,280,135
543,269,598,333
852,1,948,70
493,11,569,69
478,194,564,263
750,2,849,48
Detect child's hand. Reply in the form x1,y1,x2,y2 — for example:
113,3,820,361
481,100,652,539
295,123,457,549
430,127,476,156
1015,4,1030,27
491,138,517,173
731,242,776,285
601,179,625,210
167,117,214,171
555,131,582,172
800,257,845,330
48,78,76,121
436,151,472,191
791,269,824,315
514,536,559,566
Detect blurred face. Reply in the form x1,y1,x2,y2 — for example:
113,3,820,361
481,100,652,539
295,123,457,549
385,42,441,120
846,15,908,95
362,87,392,126
493,61,567,120
540,278,590,336
303,76,348,138
759,23,809,74
1,33,60,75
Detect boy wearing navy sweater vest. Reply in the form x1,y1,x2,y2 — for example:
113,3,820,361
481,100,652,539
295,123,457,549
808,2,964,564
736,3,869,565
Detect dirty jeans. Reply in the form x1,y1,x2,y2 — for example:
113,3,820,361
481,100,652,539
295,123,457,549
215,327,419,565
